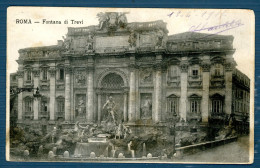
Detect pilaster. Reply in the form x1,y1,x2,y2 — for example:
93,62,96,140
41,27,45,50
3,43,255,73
87,66,94,123
128,55,136,122
97,92,102,123
65,66,72,121
123,88,129,122
33,69,40,120
180,62,188,121
224,61,235,114
49,68,56,120
201,63,210,123
153,63,162,122
17,71,24,120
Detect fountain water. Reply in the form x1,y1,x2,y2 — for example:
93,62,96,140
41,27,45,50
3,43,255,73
142,143,146,157
128,141,135,158
111,145,116,158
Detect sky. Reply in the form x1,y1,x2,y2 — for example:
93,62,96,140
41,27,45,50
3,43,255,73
7,7,255,81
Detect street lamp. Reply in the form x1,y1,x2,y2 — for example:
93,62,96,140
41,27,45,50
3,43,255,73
33,87,41,98
10,87,41,97
167,113,180,155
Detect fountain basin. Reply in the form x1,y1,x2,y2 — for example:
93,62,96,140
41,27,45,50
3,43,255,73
74,141,109,157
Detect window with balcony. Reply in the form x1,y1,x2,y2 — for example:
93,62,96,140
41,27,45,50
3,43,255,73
212,100,223,113
167,94,179,116
24,97,33,118
25,98,32,112
214,64,223,77
42,68,48,80
191,100,200,113
168,65,179,79
40,97,49,118
189,94,201,114
56,96,65,119
57,99,64,113
59,68,64,81
192,69,198,76
26,70,32,81
215,41,221,48
41,99,48,112
210,93,224,115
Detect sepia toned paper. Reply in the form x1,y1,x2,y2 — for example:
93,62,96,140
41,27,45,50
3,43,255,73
6,7,255,164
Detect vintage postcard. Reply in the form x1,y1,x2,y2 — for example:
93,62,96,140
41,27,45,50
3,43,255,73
6,7,255,163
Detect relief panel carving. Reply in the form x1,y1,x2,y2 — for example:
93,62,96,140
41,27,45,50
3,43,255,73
139,68,153,85
74,69,87,86
139,34,154,47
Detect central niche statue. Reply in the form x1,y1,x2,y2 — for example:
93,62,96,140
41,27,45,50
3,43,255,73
103,96,117,123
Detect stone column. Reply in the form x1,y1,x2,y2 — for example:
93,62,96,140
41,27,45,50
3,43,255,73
87,67,94,123
49,68,56,120
17,71,24,120
70,69,74,121
180,63,188,121
97,90,102,123
161,67,167,121
201,63,210,123
33,69,40,120
135,67,140,120
154,64,162,122
128,65,136,122
65,66,71,121
225,62,234,115
153,53,164,122
123,90,128,122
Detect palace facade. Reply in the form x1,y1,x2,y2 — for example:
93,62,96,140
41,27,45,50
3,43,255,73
10,13,250,133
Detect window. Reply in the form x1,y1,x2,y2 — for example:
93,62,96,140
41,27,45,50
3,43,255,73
192,69,198,76
189,94,201,114
26,70,32,81
240,91,243,98
236,89,240,98
215,41,221,48
24,98,33,112
191,100,200,113
41,99,48,112
214,64,222,76
212,100,223,113
57,98,64,113
167,95,179,115
59,68,64,80
12,76,16,81
168,65,179,79
42,68,48,80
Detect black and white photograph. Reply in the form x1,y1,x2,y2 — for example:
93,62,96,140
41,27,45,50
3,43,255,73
6,7,254,163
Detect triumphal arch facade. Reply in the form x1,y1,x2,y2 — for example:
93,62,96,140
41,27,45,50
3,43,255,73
13,12,249,132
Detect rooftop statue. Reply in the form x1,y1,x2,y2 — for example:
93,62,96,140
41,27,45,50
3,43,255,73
97,12,128,31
